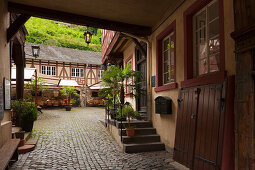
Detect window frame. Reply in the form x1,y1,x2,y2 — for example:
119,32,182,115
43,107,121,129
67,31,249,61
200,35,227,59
71,68,84,78
98,70,104,79
155,20,177,92
41,65,56,76
182,0,225,88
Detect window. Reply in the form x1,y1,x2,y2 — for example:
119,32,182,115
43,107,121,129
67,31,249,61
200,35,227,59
162,33,175,84
155,20,177,92
193,0,219,77
92,91,99,97
71,68,84,78
98,70,104,79
41,66,56,76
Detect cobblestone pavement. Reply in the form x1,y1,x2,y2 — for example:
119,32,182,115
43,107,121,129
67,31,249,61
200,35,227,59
10,107,178,170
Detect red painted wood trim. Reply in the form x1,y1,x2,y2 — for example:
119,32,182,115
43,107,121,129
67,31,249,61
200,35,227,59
125,55,133,95
156,20,176,92
221,75,235,170
183,0,225,81
181,71,226,88
154,82,178,92
102,32,120,64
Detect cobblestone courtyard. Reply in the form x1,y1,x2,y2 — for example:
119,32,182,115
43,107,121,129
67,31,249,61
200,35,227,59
10,107,177,170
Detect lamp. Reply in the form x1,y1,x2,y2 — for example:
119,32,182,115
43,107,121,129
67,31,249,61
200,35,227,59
84,31,92,45
31,45,40,58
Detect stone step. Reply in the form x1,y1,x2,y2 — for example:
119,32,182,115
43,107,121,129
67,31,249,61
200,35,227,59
119,127,157,136
124,142,165,153
122,134,161,144
18,144,36,154
116,121,152,129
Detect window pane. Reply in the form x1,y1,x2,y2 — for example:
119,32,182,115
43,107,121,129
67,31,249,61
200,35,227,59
47,66,51,75
163,62,168,73
209,37,220,55
208,0,219,22
52,67,56,76
209,19,219,38
164,51,168,62
80,69,84,77
198,59,208,75
42,66,45,74
164,73,169,84
76,68,80,77
196,10,206,29
163,38,170,51
209,53,220,72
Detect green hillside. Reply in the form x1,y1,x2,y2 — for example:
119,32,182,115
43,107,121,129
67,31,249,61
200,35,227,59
25,17,101,52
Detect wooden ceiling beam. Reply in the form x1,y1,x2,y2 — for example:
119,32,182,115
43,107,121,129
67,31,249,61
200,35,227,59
8,2,152,36
7,13,30,42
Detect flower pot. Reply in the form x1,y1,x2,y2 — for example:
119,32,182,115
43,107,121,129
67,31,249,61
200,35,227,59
126,128,135,137
65,105,72,111
21,120,34,132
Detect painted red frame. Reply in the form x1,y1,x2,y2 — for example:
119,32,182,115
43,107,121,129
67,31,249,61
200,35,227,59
181,0,225,88
125,55,133,97
155,20,177,92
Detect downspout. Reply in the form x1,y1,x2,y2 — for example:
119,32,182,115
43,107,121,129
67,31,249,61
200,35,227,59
121,32,152,121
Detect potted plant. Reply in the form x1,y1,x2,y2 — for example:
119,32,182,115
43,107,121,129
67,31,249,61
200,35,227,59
11,99,26,126
11,100,38,132
60,86,79,111
20,102,38,132
122,103,140,137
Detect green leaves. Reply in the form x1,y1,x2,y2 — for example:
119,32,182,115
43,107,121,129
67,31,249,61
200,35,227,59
25,17,101,52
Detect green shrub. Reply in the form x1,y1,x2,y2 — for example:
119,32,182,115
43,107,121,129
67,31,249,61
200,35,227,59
21,103,38,122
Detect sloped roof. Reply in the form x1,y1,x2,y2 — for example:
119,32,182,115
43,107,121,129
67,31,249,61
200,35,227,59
25,42,102,65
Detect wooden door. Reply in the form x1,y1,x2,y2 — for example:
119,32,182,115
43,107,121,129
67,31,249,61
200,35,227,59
135,45,147,120
174,83,226,169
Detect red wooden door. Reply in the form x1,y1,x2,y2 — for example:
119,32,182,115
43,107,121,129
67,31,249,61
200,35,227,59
174,83,226,170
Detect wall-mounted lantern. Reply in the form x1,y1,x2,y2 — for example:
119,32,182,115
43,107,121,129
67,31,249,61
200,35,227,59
84,31,92,46
31,45,40,58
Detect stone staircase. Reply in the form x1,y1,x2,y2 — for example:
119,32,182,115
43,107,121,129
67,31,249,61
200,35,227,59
12,127,36,154
116,121,165,153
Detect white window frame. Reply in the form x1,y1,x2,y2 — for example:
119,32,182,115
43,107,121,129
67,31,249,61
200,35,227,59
193,0,220,77
41,65,56,76
71,68,84,78
98,70,104,79
162,32,175,85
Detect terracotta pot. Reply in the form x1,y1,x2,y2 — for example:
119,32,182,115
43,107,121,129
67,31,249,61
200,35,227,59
126,128,135,137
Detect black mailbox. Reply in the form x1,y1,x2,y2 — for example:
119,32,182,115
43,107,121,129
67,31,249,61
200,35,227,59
155,96,172,114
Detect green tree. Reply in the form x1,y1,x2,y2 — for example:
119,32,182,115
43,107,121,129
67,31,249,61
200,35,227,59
60,86,79,106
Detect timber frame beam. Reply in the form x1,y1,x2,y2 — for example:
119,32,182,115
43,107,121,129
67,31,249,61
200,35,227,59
7,14,30,42
8,2,152,36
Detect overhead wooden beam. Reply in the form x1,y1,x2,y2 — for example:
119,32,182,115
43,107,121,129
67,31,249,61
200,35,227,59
7,14,30,42
8,2,152,36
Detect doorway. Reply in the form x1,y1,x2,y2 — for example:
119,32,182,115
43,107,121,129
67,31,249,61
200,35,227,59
135,43,147,120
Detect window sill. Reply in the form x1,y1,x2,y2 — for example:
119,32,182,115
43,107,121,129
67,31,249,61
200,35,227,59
154,82,178,92
181,71,226,88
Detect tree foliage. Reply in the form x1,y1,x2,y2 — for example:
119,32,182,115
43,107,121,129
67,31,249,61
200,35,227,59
25,17,101,52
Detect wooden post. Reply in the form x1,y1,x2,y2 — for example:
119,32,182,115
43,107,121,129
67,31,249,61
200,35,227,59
231,0,255,169
16,63,24,99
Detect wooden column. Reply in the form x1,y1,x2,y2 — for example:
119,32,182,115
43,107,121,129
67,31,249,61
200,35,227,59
231,0,255,169
13,43,25,99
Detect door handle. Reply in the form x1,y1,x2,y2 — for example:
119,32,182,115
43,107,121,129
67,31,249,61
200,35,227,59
191,114,197,119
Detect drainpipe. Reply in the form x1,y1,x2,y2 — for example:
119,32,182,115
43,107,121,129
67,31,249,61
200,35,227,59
120,32,152,121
